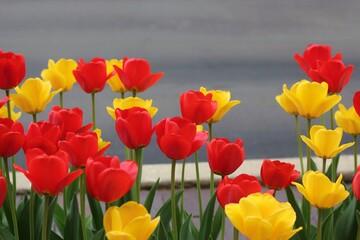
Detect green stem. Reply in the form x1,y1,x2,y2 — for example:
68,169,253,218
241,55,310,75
330,108,334,130
295,115,304,175
80,171,87,240
316,208,322,240
233,227,239,240
331,155,336,182
171,160,178,240
5,90,11,119
59,92,63,108
132,89,136,97
194,151,203,222
322,158,327,174
134,148,143,203
30,189,35,240
3,157,19,240
306,118,312,238
91,93,96,130
306,118,312,171
41,195,50,240
32,114,37,123
121,92,125,99
320,114,325,127
208,122,215,195
221,208,225,240
181,158,186,222
354,135,358,173
105,202,111,211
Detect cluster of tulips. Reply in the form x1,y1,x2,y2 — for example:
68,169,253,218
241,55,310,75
0,43,360,240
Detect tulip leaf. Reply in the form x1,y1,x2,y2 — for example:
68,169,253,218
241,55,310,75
53,203,65,237
210,205,223,240
92,229,105,240
64,173,79,216
16,195,31,240
50,231,63,240
64,195,82,240
144,178,160,213
155,221,169,240
198,193,216,240
87,193,103,231
356,210,360,225
155,191,182,228
325,154,340,179
0,226,15,240
334,197,357,240
285,187,307,240
179,214,195,240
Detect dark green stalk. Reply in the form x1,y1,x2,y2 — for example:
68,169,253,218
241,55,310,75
194,151,203,222
295,115,304,174
171,160,178,240
233,227,239,240
121,92,125,99
132,89,136,97
134,148,143,203
306,118,312,171
208,122,215,195
41,195,50,240
80,171,87,240
330,108,334,130
306,118,312,238
221,208,225,240
30,189,35,240
6,90,16,198
316,208,322,240
322,158,327,174
91,93,96,130
180,158,186,222
59,92,63,108
105,202,111,211
354,135,358,173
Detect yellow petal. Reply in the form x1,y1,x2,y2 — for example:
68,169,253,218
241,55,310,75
104,207,123,233
106,231,136,240
118,201,149,228
243,216,273,240
225,203,245,233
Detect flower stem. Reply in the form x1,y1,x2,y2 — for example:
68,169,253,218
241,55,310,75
80,171,87,240
322,158,327,174
91,93,96,130
354,135,358,173
3,157,19,240
330,107,334,130
30,189,35,240
295,115,304,175
41,195,50,240
134,148,143,203
121,92,125,99
316,208,323,240
233,227,239,240
32,114,37,123
221,208,225,240
194,151,203,222
132,89,136,97
171,160,178,240
105,202,111,211
208,123,215,195
59,92,63,108
181,158,186,222
306,118,312,171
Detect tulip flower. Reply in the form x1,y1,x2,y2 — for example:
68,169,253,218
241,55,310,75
308,59,354,94
294,44,342,76
0,50,26,90
180,90,217,124
115,107,153,149
104,201,160,240
260,159,300,190
86,156,138,203
0,118,25,157
155,116,208,160
283,80,341,119
14,149,83,195
207,138,245,176
216,174,262,208
48,106,92,139
73,58,113,93
23,121,62,155
10,78,61,115
353,91,360,117
199,87,240,123
0,170,6,207
352,167,360,201
41,58,78,92
293,170,349,209
113,57,164,94
58,132,104,168
0,100,21,120
225,193,302,240
301,125,354,159
275,82,301,115
334,104,360,136
106,59,127,93
93,128,111,152
107,96,158,120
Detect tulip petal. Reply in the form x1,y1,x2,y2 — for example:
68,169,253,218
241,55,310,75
106,231,135,240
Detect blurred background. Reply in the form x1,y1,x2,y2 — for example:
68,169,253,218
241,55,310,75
1,0,360,165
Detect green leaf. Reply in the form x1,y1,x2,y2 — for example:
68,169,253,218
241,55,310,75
50,231,63,240
334,197,357,240
155,191,182,228
87,193,103,231
179,214,195,240
144,178,160,213
325,154,340,179
155,221,169,240
198,193,216,240
64,195,82,240
92,229,105,240
53,203,65,237
286,187,307,240
64,168,80,215
210,206,223,240
310,157,318,171
0,226,15,240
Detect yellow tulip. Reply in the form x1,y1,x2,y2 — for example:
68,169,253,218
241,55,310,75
106,59,127,93
199,87,240,123
292,170,349,209
225,193,302,240
275,82,301,115
103,201,160,240
334,104,360,136
0,101,21,120
41,58,77,92
283,80,341,119
301,125,354,159
107,97,158,120
10,78,61,115
94,128,111,152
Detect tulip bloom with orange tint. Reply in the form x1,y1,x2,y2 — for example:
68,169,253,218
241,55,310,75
23,121,61,155
0,170,6,207
216,174,262,208
0,118,25,157
86,156,138,203
14,148,83,195
48,106,92,139
352,167,360,201
155,117,208,160
294,44,342,76
260,159,300,190
207,138,245,176
180,90,217,124
0,50,26,90
73,58,113,93
115,107,153,149
113,57,164,93
58,132,105,168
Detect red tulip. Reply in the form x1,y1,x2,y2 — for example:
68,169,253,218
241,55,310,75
0,170,6,207
48,106,92,139
353,91,360,117
113,58,164,93
115,107,153,149
180,90,217,124
216,174,262,208
352,167,360,201
86,155,138,203
308,59,354,94
294,44,342,76
260,159,300,190
73,58,113,93
23,121,61,155
13,148,83,195
207,138,245,176
155,117,208,160
0,118,25,157
0,50,26,90
58,132,105,168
